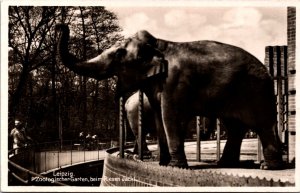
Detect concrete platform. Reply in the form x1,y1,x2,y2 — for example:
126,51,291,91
138,139,296,184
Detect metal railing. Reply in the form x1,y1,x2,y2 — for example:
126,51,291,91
8,140,112,186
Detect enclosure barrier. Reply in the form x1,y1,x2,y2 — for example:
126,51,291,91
8,140,111,185
101,148,294,187
265,46,290,162
8,159,67,186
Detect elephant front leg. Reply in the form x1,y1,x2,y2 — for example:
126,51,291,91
166,133,188,168
161,98,188,168
154,112,171,166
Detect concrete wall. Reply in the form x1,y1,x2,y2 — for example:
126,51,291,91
100,152,294,187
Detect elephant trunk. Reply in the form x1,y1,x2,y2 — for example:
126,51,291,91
55,24,114,80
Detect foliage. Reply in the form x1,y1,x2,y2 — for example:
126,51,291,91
8,6,123,143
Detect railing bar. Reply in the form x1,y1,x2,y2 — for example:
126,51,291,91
138,90,144,161
71,146,72,166
196,116,201,162
8,160,30,172
9,160,68,186
10,172,29,184
44,151,47,173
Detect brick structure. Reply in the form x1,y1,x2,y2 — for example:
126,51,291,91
287,7,296,163
264,7,296,163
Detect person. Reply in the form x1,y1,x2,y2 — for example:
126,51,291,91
91,134,98,150
79,131,85,144
10,120,31,153
85,133,92,150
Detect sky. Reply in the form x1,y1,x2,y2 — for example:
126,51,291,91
106,6,287,62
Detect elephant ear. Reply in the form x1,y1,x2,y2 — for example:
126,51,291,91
144,55,168,79
116,35,168,97
138,44,168,81
116,47,168,97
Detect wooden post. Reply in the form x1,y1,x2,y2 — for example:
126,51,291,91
283,46,289,162
275,46,284,142
257,136,262,163
70,141,72,165
138,90,144,161
216,119,221,161
58,106,63,152
119,97,125,158
196,116,201,162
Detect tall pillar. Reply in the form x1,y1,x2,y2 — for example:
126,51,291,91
287,7,296,163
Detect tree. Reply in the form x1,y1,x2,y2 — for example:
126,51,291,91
57,6,122,140
8,6,123,142
8,6,59,122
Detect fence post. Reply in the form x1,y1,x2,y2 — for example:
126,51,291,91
266,45,289,163
44,151,46,173
282,46,289,162
97,139,100,160
71,140,73,165
27,171,32,185
257,137,262,163
216,119,221,161
275,46,284,142
33,147,36,173
196,116,201,162
119,97,125,158
84,141,86,162
138,90,144,161
58,149,60,168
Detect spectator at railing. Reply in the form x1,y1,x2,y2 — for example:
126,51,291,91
10,120,34,153
79,131,85,144
91,134,98,149
85,133,92,150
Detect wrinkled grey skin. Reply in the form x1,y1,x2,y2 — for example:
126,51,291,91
125,92,156,156
56,24,283,169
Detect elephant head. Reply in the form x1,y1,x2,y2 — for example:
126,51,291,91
55,24,167,95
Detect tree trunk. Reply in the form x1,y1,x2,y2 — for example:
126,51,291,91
51,38,59,139
79,7,88,130
9,61,29,121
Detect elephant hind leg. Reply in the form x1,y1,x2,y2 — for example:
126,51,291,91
218,118,247,168
255,124,284,170
133,140,151,155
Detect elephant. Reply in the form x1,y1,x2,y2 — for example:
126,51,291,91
125,91,216,157
55,24,283,169
125,91,156,156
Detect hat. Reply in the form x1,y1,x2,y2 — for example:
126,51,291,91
15,120,21,126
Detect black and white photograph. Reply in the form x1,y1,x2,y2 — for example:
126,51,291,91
1,0,299,192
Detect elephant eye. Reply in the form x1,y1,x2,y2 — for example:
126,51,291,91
115,48,127,59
